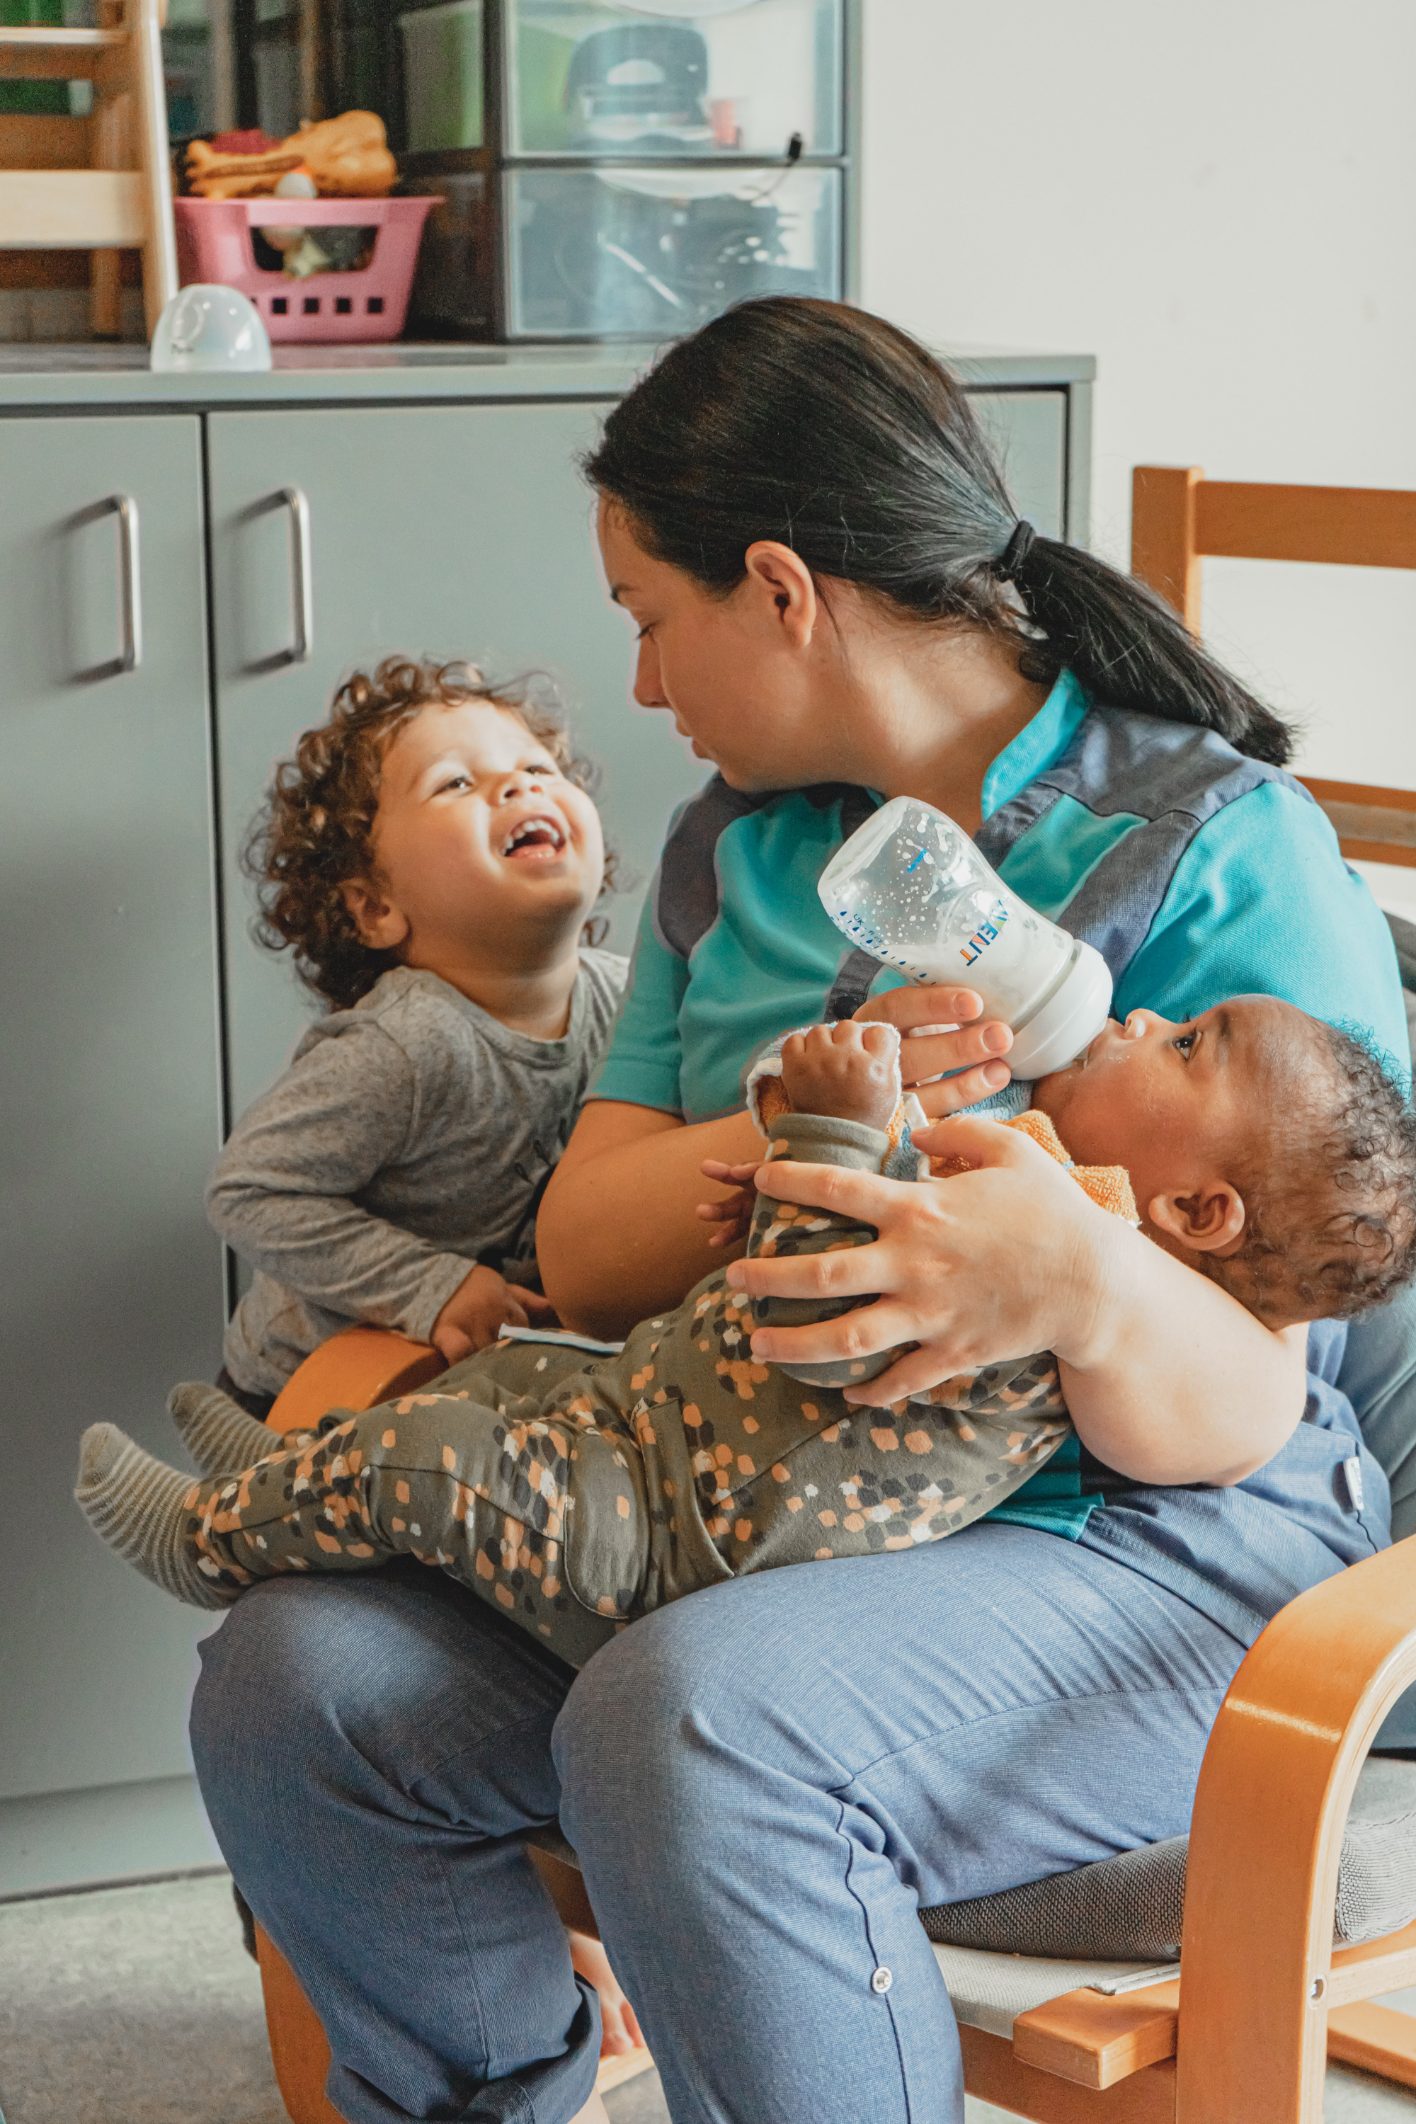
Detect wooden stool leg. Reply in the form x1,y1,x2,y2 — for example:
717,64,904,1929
89,83,129,337
130,0,177,335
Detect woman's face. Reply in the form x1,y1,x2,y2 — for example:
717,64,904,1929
597,500,825,792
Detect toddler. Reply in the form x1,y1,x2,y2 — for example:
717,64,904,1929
80,999,1416,1669
209,656,627,1414
196,652,634,2047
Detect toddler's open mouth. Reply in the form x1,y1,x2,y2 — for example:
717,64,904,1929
500,814,568,862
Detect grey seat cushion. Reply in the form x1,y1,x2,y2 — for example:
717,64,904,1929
920,1755,1416,1959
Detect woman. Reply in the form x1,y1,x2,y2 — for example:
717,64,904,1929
192,301,1408,2124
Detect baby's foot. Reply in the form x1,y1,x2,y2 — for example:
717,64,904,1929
168,1381,281,1476
75,1424,236,1610
567,1928,643,2058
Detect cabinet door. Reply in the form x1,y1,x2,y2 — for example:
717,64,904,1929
207,401,704,1118
971,391,1068,540
0,418,225,1830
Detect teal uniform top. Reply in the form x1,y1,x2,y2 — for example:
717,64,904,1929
591,671,1410,1539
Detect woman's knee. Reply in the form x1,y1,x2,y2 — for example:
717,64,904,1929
553,1585,771,1858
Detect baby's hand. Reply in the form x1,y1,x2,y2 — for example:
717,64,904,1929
431,1264,555,1364
698,1157,763,1249
778,1021,900,1129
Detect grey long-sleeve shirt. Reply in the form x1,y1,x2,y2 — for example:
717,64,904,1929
211,955,626,1397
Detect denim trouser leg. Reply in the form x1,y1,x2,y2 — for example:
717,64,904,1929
554,1523,1250,2124
194,1526,1249,2124
190,1562,596,2124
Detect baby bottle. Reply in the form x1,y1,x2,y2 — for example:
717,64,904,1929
817,797,1113,1079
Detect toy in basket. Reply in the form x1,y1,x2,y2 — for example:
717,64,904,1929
177,114,433,345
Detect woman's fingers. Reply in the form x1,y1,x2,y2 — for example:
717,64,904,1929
745,1157,896,1224
912,1059,1014,1119
844,1343,960,1407
727,1236,883,1303
913,1111,1043,1166
746,1298,923,1369
856,983,986,1029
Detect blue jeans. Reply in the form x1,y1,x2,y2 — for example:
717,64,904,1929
191,1524,1248,2124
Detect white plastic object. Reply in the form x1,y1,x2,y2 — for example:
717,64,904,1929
150,283,272,372
817,795,1114,1079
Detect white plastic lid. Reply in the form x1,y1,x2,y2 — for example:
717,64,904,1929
1006,940,1113,1079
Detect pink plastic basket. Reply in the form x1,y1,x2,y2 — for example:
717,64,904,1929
174,196,437,344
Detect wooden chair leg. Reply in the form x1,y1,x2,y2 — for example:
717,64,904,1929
130,0,177,334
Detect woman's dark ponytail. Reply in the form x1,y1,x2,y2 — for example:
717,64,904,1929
1008,535,1293,766
586,296,1295,769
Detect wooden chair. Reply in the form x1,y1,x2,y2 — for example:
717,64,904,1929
0,0,177,336
1131,467,1416,869
247,1325,1416,2123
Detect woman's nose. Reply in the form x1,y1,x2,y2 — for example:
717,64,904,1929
633,637,668,710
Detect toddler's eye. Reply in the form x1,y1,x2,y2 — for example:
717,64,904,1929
1172,1030,1197,1057
440,773,472,794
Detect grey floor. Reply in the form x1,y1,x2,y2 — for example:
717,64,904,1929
2,1870,1408,2123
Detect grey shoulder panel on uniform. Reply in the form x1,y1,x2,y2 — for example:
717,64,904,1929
979,704,1314,986
652,776,767,963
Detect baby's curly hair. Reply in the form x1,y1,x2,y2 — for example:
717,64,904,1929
245,655,615,1010
1212,1019,1416,1326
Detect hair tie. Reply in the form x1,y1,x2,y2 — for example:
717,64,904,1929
996,519,1036,582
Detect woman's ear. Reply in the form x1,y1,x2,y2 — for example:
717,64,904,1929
340,877,409,951
742,540,818,648
1147,1182,1247,1258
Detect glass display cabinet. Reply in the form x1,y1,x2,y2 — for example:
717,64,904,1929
402,0,850,339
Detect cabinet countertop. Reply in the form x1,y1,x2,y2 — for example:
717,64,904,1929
0,340,1095,410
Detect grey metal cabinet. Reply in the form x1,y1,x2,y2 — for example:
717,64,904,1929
0,417,226,1895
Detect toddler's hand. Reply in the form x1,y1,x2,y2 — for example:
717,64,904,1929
698,1157,764,1249
778,1021,900,1129
567,1928,644,2059
431,1264,555,1364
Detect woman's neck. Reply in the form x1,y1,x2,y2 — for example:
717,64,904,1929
829,618,1051,833
408,934,583,1040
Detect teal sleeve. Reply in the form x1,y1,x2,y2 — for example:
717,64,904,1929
1114,781,1411,1082
586,882,690,1114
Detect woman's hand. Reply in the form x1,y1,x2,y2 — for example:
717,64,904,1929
724,1112,1114,1405
853,985,1014,1118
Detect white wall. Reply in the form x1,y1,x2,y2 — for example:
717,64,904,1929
858,0,1416,809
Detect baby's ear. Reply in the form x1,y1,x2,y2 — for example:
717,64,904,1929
340,877,409,951
1147,1182,1247,1257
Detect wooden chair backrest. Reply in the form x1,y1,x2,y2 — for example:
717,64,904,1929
1130,467,1416,868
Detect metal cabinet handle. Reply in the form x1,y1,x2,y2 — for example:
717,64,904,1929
278,486,313,666
106,492,142,673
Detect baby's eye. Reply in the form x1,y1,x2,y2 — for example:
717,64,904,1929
439,772,473,794
1172,1030,1197,1057
635,624,655,643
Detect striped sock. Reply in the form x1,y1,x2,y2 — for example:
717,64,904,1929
167,1381,280,1476
74,1424,234,1610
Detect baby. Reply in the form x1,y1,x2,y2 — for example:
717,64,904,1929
207,655,626,1418
79,999,1416,1670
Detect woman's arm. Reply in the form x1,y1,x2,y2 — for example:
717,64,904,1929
537,1100,763,1339
727,1114,1307,1487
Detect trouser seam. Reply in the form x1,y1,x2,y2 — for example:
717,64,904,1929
834,1796,916,2124
831,1679,1231,1796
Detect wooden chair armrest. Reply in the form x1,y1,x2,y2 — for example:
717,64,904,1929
1177,1530,1416,2122
265,1326,446,1437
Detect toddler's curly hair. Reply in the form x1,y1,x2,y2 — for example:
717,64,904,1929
245,655,615,1010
